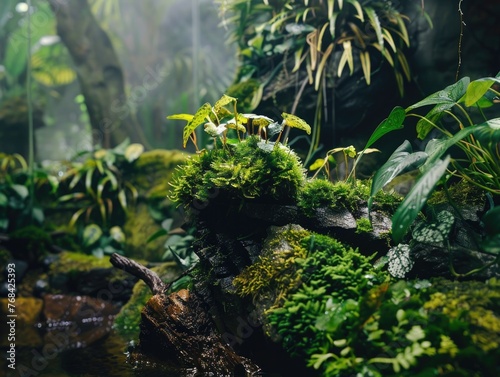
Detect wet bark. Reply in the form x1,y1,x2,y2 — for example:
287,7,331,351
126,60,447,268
47,0,146,148
110,253,261,376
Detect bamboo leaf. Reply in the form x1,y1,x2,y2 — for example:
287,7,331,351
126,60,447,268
347,0,363,21
97,176,110,199
293,45,305,72
397,51,411,81
360,51,371,85
182,102,211,148
382,28,397,52
391,156,451,243
372,43,394,66
396,16,410,47
318,22,329,52
69,171,82,190
365,7,383,48
327,0,334,19
315,43,334,90
69,207,87,228
85,168,95,197
329,12,338,38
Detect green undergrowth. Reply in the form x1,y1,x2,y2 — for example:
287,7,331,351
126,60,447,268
266,233,388,359
232,226,499,376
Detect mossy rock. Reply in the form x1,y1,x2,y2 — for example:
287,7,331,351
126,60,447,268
130,149,187,202
48,251,135,298
0,297,43,346
122,202,166,261
113,262,182,341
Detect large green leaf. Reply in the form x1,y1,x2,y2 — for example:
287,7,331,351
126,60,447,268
391,156,450,244
406,77,470,112
423,127,475,167
472,118,500,144
182,102,211,148
364,106,405,149
415,102,455,140
463,77,500,107
369,140,427,212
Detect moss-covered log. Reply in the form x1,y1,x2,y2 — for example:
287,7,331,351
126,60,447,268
110,253,260,375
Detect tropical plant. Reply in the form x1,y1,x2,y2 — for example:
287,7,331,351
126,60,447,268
0,153,56,232
367,75,500,244
80,223,126,258
219,0,428,162
57,139,143,228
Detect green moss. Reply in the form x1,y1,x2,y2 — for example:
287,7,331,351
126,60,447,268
356,217,373,233
424,278,500,352
49,251,115,274
266,233,389,358
130,149,187,201
233,226,310,304
122,203,165,261
427,180,486,207
113,262,181,340
169,136,306,210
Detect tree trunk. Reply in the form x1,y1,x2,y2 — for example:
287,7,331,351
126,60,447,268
47,0,146,148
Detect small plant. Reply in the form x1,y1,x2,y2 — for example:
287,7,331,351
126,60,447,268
80,223,126,258
0,153,47,232
57,139,143,227
167,95,311,210
309,144,380,181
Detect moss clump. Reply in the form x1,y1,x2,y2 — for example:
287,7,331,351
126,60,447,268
356,217,373,233
427,180,486,207
49,251,114,274
233,226,310,304
424,278,500,352
169,136,306,210
130,149,187,201
113,262,181,340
